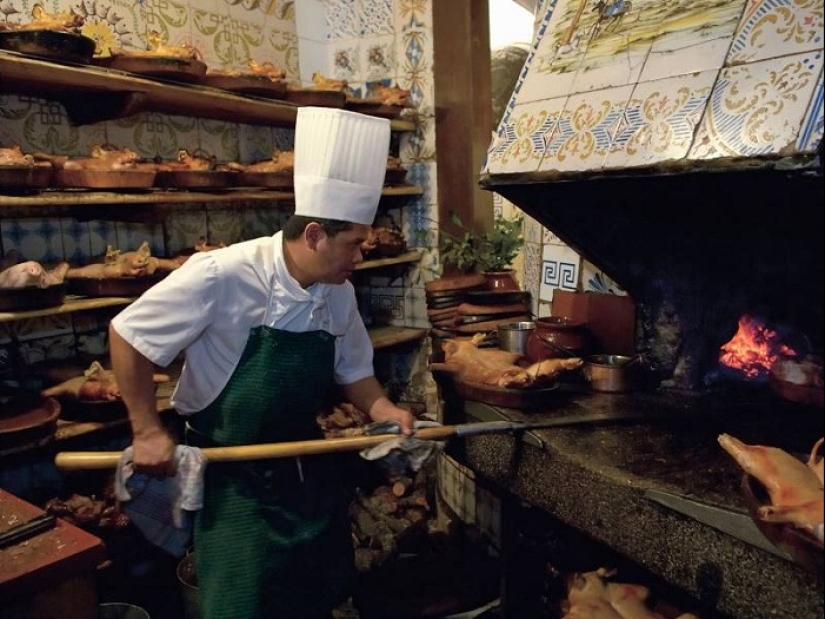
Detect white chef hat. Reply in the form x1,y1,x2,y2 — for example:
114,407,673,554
293,107,391,225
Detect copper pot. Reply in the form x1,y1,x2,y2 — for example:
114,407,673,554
526,316,588,362
582,354,640,393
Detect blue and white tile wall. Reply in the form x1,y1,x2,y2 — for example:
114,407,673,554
488,0,824,313
1,0,440,413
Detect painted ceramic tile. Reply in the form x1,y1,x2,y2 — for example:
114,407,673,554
60,219,91,265
240,207,282,240
605,70,717,169
403,286,428,329
325,0,359,40
295,0,326,42
298,38,328,83
214,11,267,70
486,99,563,175
143,0,192,48
113,222,164,256
12,314,73,342
399,115,435,163
87,220,119,259
206,209,242,244
728,0,824,66
394,0,432,33
797,65,823,151
581,259,627,295
361,35,396,82
396,30,432,113
512,0,584,103
238,123,274,163
164,211,207,255
17,334,75,364
523,241,542,312
260,23,299,80
540,85,633,173
639,0,746,82
569,7,654,94
537,300,552,317
5,97,92,156
0,219,64,262
689,51,823,158
77,0,144,56
361,0,393,36
539,243,580,302
106,112,198,160
197,118,240,163
328,42,361,81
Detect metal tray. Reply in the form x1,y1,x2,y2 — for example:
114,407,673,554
53,168,156,189
0,29,95,64
0,283,67,312
92,55,208,83
67,274,166,297
201,73,287,99
0,163,53,190
236,170,293,189
454,379,559,410
154,169,238,189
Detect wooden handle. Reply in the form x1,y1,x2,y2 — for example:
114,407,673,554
53,425,460,470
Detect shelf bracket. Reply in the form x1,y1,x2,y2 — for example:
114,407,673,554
60,91,148,126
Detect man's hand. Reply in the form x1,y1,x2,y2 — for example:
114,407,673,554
132,426,177,477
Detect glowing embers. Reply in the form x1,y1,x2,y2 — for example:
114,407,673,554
719,314,797,380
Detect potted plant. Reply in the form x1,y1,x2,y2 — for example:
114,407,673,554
439,212,524,289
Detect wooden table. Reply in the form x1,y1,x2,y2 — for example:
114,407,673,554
0,489,106,619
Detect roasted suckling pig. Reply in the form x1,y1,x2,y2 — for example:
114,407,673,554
193,237,227,252
110,30,200,59
41,360,170,401
226,150,294,174
246,59,287,81
0,260,69,288
66,241,183,279
370,83,411,106
718,433,824,533
48,145,142,171
0,145,35,166
3,4,85,31
311,71,348,91
430,333,583,389
561,568,699,619
360,226,406,258
152,149,218,172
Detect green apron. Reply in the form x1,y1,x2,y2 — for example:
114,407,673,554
187,324,355,619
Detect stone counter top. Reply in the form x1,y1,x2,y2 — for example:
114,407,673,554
448,385,823,619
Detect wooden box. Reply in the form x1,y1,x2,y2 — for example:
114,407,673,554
1,489,106,619
552,290,636,356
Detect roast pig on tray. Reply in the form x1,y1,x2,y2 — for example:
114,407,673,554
430,332,582,389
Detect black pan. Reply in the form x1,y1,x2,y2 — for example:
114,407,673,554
0,284,67,312
0,30,96,64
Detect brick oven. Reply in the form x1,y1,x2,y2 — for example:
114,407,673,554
443,1,825,618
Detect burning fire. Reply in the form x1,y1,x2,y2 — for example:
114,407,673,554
719,315,797,379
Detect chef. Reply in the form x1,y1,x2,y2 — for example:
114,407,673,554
108,107,416,619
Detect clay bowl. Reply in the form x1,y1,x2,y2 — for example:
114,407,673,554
741,473,824,580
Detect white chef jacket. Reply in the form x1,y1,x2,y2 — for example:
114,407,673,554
110,232,375,414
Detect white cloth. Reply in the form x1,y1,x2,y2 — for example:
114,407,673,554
110,233,374,413
359,420,445,476
114,445,207,557
293,107,391,225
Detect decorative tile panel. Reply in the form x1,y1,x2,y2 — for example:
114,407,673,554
0,219,65,263
325,0,360,40
360,34,396,82
728,0,824,65
539,243,580,302
639,0,745,83
689,51,823,158
605,71,717,169
540,85,633,173
487,99,562,175
77,0,144,56
360,0,393,36
797,64,824,151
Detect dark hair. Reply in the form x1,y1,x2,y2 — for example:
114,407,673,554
282,215,355,240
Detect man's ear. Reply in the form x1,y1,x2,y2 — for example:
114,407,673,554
304,222,325,249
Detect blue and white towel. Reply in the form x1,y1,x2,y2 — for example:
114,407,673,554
114,445,207,557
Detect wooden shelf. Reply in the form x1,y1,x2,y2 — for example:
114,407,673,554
0,52,416,132
0,251,422,323
368,325,428,349
0,185,423,210
355,250,422,271
0,296,133,323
